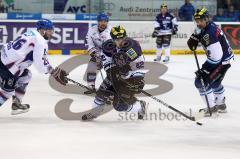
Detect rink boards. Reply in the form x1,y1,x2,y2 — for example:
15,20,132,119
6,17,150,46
0,20,239,55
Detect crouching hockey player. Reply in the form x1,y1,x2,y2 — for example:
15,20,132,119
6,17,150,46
84,13,111,94
152,3,178,63
89,26,146,120
187,8,234,116
0,19,68,115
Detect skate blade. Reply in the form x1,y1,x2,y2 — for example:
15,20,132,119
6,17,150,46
205,112,219,118
84,92,93,95
192,111,205,121
218,110,227,113
192,111,219,120
81,105,113,121
11,109,29,115
162,60,170,64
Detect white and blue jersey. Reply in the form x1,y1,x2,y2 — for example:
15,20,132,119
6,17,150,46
154,12,178,35
197,21,234,70
0,29,52,77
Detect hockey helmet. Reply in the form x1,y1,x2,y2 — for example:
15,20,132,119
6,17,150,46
194,8,209,20
36,19,54,30
110,26,127,40
161,3,167,8
97,13,109,22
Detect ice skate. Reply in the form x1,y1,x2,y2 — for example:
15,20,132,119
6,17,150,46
199,106,218,117
11,96,30,115
163,56,170,63
138,100,147,120
154,56,161,62
216,97,227,113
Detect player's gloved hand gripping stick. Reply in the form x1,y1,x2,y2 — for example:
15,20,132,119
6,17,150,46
187,35,212,117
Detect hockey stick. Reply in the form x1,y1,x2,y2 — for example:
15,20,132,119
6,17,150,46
193,50,212,116
66,77,95,93
95,55,105,82
66,77,203,125
140,90,203,126
114,74,204,125
65,77,113,121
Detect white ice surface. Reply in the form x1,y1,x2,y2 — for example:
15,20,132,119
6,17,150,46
0,55,239,159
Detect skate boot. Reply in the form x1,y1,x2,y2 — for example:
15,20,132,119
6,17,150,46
163,56,170,63
138,100,147,120
154,56,161,62
11,96,30,115
216,97,227,113
199,106,218,117
84,85,96,95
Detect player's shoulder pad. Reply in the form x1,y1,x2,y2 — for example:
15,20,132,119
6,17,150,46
205,22,218,35
203,22,221,45
166,12,174,18
106,25,112,32
91,24,98,30
23,30,36,37
88,25,97,34
33,29,47,46
120,38,142,61
155,13,161,20
102,39,117,57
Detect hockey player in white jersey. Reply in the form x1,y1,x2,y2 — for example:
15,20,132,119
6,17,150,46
0,19,68,115
152,3,178,63
187,8,234,116
84,13,112,94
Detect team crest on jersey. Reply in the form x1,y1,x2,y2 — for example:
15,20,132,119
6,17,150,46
126,48,137,60
203,34,210,45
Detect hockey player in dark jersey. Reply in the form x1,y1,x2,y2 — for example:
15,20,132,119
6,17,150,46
187,8,234,116
152,3,178,63
91,26,146,120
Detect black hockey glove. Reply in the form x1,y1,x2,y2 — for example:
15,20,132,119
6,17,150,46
152,30,159,38
187,34,199,51
125,77,145,94
88,47,100,58
195,68,210,82
172,26,178,35
112,50,131,75
51,67,68,85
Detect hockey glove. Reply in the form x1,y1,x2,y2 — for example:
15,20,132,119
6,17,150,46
152,30,159,38
112,51,131,75
125,77,145,94
51,67,68,85
195,68,210,83
172,26,178,35
187,34,199,51
88,47,100,58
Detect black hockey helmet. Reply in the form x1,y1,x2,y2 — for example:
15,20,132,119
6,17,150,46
194,8,209,20
110,26,127,40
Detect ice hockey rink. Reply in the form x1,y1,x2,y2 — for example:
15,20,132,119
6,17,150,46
0,55,239,159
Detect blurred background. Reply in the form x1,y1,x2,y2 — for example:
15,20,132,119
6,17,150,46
1,0,240,21
0,0,239,54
